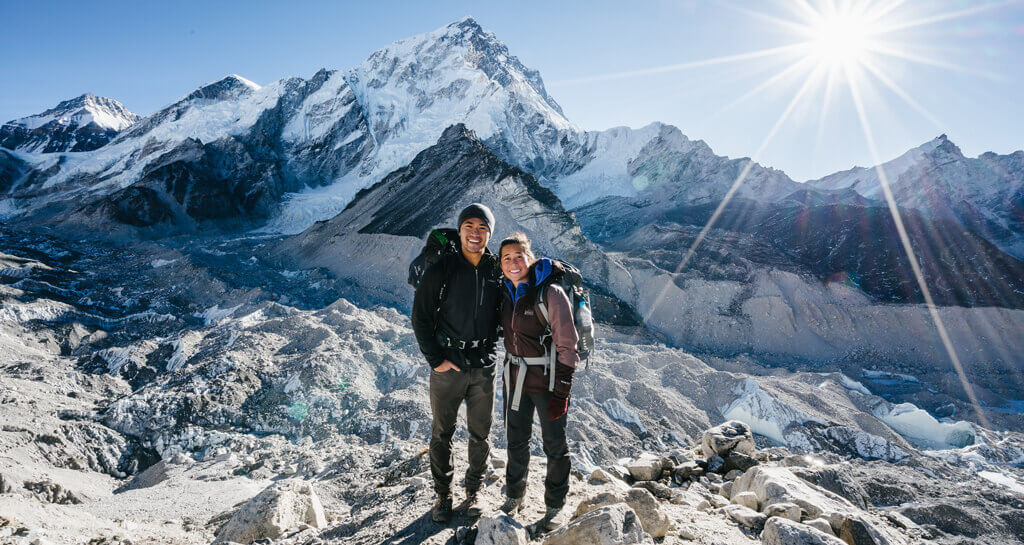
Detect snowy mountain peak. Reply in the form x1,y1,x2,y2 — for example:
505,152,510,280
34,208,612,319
0,93,139,153
352,17,568,125
183,74,260,102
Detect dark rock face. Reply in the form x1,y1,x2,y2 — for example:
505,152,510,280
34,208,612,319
0,93,139,153
284,123,641,324
75,135,303,228
0,149,28,193
0,122,120,154
352,124,557,237
576,194,1024,310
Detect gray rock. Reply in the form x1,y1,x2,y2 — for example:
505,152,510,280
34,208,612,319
632,481,672,500
624,489,672,539
763,502,802,522
626,455,664,482
476,514,528,545
898,502,991,540
700,421,755,459
214,480,326,544
706,455,725,474
723,504,766,530
543,504,649,545
839,516,894,545
574,489,671,539
761,516,846,545
804,518,836,536
672,461,702,485
731,466,855,521
24,480,81,504
588,468,615,485
731,491,759,511
719,481,733,499
723,469,743,481
0,472,13,494
723,452,758,473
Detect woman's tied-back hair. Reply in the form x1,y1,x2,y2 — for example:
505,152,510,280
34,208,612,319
499,232,535,261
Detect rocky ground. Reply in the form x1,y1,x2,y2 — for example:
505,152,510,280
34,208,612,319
2,225,1023,545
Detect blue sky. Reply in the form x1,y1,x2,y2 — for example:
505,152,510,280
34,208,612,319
1,0,1021,181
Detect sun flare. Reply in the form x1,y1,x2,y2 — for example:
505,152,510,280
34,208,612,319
807,10,877,69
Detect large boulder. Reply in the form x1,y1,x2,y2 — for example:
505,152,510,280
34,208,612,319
588,469,616,485
545,504,650,545
701,421,755,459
24,480,81,504
763,502,802,522
0,472,15,494
732,491,759,511
762,517,847,545
574,489,672,539
476,514,528,545
731,466,855,520
722,504,766,531
626,455,664,482
839,516,897,545
214,480,327,544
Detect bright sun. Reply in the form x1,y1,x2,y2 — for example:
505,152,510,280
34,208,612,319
808,11,876,69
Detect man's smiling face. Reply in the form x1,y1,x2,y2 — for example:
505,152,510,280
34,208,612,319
459,217,490,255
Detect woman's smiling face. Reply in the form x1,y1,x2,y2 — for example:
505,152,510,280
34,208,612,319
500,243,531,285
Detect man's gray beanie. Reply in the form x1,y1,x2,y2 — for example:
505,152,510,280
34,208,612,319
457,203,495,232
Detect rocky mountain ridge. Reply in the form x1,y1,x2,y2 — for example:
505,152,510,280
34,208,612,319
808,135,1024,260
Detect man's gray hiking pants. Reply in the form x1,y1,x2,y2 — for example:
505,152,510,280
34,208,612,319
429,366,495,497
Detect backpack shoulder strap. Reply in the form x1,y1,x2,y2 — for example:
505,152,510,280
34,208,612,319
433,253,454,309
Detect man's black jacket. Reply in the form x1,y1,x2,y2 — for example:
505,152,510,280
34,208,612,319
411,250,502,369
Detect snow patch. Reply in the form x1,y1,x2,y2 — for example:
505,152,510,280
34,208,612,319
602,398,647,434
197,304,243,326
719,378,825,445
875,402,975,449
978,471,1024,494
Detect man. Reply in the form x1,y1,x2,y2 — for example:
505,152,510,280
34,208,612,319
411,203,502,523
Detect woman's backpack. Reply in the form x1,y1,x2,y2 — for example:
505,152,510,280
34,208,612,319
536,260,595,364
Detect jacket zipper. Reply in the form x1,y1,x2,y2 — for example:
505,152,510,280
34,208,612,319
511,288,519,355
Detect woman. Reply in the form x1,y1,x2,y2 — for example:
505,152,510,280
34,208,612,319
497,232,579,530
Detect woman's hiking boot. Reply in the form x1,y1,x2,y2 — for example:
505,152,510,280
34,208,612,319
539,506,566,531
431,494,453,523
499,495,524,515
458,489,482,517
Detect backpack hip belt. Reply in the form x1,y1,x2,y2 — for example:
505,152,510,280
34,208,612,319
504,346,557,412
437,332,494,350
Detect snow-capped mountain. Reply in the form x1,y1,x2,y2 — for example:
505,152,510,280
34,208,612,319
0,93,139,153
809,135,1024,259
551,122,800,210
1,18,592,233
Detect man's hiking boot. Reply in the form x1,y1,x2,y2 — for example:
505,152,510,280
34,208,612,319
499,495,524,515
458,489,482,517
431,495,453,524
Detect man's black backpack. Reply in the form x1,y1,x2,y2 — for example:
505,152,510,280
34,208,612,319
408,228,460,291
536,260,595,363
